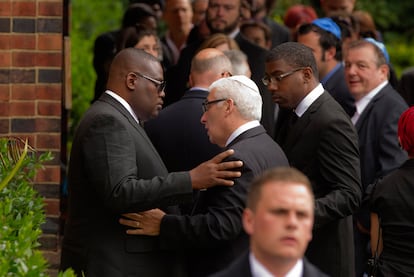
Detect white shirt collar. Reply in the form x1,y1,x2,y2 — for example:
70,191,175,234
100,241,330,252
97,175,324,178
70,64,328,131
249,252,304,277
294,83,324,117
228,28,240,39
225,120,260,147
104,90,140,125
352,80,388,124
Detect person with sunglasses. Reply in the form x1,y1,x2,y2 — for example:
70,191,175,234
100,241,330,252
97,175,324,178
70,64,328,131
60,48,243,277
264,42,362,277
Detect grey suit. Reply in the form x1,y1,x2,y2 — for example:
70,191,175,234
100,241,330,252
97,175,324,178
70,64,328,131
276,91,362,277
60,93,193,277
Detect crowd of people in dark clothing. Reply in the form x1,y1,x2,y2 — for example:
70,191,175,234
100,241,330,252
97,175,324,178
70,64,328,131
61,0,414,276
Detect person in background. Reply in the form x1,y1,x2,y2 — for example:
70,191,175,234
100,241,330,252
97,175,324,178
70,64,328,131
197,33,240,52
249,0,291,47
283,4,318,41
264,42,362,277
120,75,289,277
210,167,329,277
92,3,158,102
116,24,162,60
320,0,356,16
161,0,194,68
344,39,408,276
191,0,208,25
60,48,243,277
397,67,414,106
297,18,355,117
370,106,414,277
240,20,272,50
224,49,251,77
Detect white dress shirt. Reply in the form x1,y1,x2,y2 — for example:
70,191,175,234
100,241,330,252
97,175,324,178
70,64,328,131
249,252,304,277
105,90,140,125
225,120,260,147
294,83,325,117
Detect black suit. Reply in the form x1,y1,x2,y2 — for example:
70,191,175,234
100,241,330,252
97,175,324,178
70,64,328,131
323,63,355,117
353,83,408,276
145,89,221,172
209,251,329,277
164,30,276,137
157,125,289,277
276,91,362,277
60,93,193,277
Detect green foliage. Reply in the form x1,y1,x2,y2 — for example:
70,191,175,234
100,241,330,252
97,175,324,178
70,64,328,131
0,138,75,276
70,0,125,140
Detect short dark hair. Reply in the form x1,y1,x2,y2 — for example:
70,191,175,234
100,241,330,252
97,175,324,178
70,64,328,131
266,42,319,78
297,23,343,61
246,167,314,211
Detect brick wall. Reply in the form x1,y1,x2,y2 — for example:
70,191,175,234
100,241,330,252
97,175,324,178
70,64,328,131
0,0,66,275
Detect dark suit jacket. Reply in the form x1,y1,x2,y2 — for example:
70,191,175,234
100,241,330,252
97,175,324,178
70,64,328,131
60,93,193,277
209,251,329,277
164,30,276,137
158,125,289,277
397,67,414,106
323,64,355,117
276,91,362,277
354,83,408,228
145,89,221,172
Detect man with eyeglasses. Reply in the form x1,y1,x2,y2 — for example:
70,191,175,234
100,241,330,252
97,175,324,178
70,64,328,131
120,75,288,277
60,48,243,277
263,42,362,277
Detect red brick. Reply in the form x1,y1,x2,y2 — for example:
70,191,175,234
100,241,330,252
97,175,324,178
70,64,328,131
42,250,61,270
0,85,10,101
36,133,60,149
39,1,63,16
38,34,62,51
36,84,62,100
0,2,11,16
35,118,61,132
0,102,10,116
36,52,62,67
9,101,35,116
0,51,11,67
36,165,60,183
11,34,36,50
11,84,36,100
38,101,61,116
12,51,35,67
12,2,36,16
43,198,60,216
0,35,11,50
0,119,10,133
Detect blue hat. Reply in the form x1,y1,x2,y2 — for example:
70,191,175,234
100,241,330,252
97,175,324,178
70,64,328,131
364,37,390,63
312,18,341,40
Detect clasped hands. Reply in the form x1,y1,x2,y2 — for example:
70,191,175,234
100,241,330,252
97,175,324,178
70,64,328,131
120,149,242,235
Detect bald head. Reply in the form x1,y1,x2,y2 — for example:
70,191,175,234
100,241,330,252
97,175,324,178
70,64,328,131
189,48,232,88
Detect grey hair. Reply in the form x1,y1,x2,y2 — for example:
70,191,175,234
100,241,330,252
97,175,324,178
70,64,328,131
223,49,250,76
209,76,262,121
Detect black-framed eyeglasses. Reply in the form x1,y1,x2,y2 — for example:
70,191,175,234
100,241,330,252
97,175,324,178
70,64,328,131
202,98,227,113
132,71,166,92
262,67,307,86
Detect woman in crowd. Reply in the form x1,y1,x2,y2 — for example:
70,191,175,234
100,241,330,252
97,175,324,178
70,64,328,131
370,106,414,277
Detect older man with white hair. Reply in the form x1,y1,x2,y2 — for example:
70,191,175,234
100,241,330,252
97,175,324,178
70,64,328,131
120,75,288,277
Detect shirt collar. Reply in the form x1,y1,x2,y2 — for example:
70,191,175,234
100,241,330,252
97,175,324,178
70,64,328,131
321,63,341,85
249,252,304,277
354,80,388,116
105,90,140,124
225,120,260,147
295,83,324,117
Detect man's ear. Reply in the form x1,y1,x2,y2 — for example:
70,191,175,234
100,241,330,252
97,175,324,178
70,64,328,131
242,208,254,235
126,73,136,91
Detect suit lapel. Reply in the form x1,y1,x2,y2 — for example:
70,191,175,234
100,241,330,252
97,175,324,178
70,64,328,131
282,93,326,152
355,86,387,131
